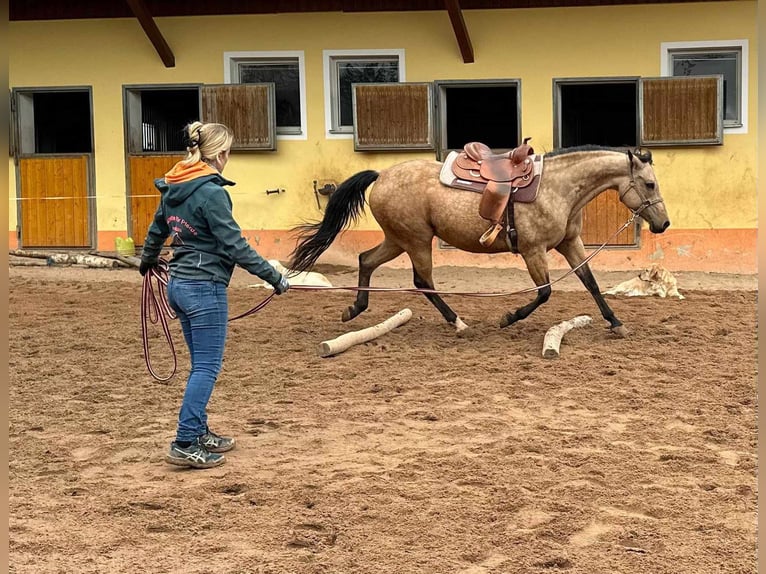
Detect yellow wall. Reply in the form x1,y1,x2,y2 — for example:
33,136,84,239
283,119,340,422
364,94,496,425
8,2,757,271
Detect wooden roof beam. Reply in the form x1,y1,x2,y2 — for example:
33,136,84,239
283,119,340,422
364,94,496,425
444,0,474,63
125,0,175,68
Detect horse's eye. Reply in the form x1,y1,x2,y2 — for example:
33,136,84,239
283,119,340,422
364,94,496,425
646,181,656,190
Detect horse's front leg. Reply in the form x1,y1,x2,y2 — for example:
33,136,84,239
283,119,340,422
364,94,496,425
555,236,628,337
500,248,552,328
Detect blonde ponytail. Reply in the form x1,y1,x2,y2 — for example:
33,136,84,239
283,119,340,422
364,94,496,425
181,121,234,166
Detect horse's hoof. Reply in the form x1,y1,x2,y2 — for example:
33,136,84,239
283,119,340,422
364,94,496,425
611,325,629,338
453,317,469,335
341,307,356,322
499,315,514,329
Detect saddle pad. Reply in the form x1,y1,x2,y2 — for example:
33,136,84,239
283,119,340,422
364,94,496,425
439,151,487,193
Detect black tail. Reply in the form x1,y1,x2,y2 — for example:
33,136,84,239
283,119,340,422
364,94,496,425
288,170,380,273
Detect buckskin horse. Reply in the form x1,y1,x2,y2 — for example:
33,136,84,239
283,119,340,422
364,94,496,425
289,144,670,336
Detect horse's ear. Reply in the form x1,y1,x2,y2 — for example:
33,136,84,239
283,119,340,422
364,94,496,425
634,147,653,164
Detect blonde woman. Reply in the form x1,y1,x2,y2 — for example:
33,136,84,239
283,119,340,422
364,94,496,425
140,121,289,469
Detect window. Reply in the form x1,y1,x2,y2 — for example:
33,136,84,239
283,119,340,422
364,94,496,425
661,40,748,133
324,50,404,138
554,79,638,149
124,88,200,153
224,51,306,139
435,80,521,160
28,91,93,154
554,78,640,247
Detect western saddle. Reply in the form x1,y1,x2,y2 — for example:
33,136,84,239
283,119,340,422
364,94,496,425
440,137,542,252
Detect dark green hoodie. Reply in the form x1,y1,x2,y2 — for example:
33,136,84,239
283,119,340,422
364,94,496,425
140,161,282,288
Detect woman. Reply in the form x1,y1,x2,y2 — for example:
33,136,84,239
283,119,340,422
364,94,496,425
140,121,289,469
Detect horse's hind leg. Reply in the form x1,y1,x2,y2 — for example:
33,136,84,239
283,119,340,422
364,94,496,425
500,248,552,328
342,238,404,322
555,236,628,337
408,245,468,332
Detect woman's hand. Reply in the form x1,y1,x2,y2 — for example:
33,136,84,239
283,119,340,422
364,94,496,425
273,275,290,295
139,259,159,276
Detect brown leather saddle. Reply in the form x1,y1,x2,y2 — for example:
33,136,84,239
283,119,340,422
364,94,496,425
439,137,542,252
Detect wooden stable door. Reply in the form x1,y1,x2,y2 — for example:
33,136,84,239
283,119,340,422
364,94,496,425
19,156,90,248
580,190,637,247
129,155,184,246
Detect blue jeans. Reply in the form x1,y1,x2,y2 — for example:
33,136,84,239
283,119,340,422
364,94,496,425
166,278,228,443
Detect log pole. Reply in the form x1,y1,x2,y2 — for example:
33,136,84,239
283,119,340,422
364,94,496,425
542,315,593,359
318,309,413,358
46,253,123,268
11,249,128,268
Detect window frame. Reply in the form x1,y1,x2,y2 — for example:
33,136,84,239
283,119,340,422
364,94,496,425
323,49,405,140
223,50,307,140
661,40,748,134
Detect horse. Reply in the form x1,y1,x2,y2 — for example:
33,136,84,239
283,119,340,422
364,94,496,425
288,145,670,336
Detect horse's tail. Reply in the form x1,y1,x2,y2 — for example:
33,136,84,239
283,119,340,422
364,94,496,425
288,170,380,273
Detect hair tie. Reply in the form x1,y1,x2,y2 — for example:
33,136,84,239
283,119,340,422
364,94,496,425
183,134,200,148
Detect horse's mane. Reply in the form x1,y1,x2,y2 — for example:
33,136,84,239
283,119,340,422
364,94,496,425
545,144,653,164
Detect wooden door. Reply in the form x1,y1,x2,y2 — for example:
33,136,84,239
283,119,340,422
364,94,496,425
580,190,637,247
19,156,90,247
129,154,184,246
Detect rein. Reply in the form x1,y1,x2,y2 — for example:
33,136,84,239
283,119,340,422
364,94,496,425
141,214,635,382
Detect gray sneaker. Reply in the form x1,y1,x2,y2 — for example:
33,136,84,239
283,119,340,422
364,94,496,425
165,438,225,469
200,429,236,453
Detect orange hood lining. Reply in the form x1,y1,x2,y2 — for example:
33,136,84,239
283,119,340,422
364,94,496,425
164,160,218,184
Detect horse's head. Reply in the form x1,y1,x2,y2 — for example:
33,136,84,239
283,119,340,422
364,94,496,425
619,149,670,234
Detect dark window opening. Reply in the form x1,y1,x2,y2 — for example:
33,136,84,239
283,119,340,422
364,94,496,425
559,83,637,148
444,86,519,150
140,89,199,152
33,92,91,153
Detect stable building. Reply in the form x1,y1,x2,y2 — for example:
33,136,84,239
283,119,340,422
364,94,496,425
8,0,757,273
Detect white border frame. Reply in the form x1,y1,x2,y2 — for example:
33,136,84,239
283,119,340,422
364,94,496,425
223,50,307,141
323,49,406,140
660,39,748,135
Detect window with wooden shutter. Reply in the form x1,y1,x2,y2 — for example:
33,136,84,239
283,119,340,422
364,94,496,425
201,84,276,151
352,83,434,151
640,76,723,146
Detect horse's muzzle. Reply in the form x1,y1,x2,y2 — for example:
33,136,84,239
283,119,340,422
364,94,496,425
650,220,670,234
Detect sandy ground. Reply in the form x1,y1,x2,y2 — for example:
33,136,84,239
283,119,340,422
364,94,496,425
8,262,757,573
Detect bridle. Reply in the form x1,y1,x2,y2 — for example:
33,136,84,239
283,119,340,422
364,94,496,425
619,151,665,218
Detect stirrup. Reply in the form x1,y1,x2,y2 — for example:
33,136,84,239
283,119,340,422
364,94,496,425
479,223,503,246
